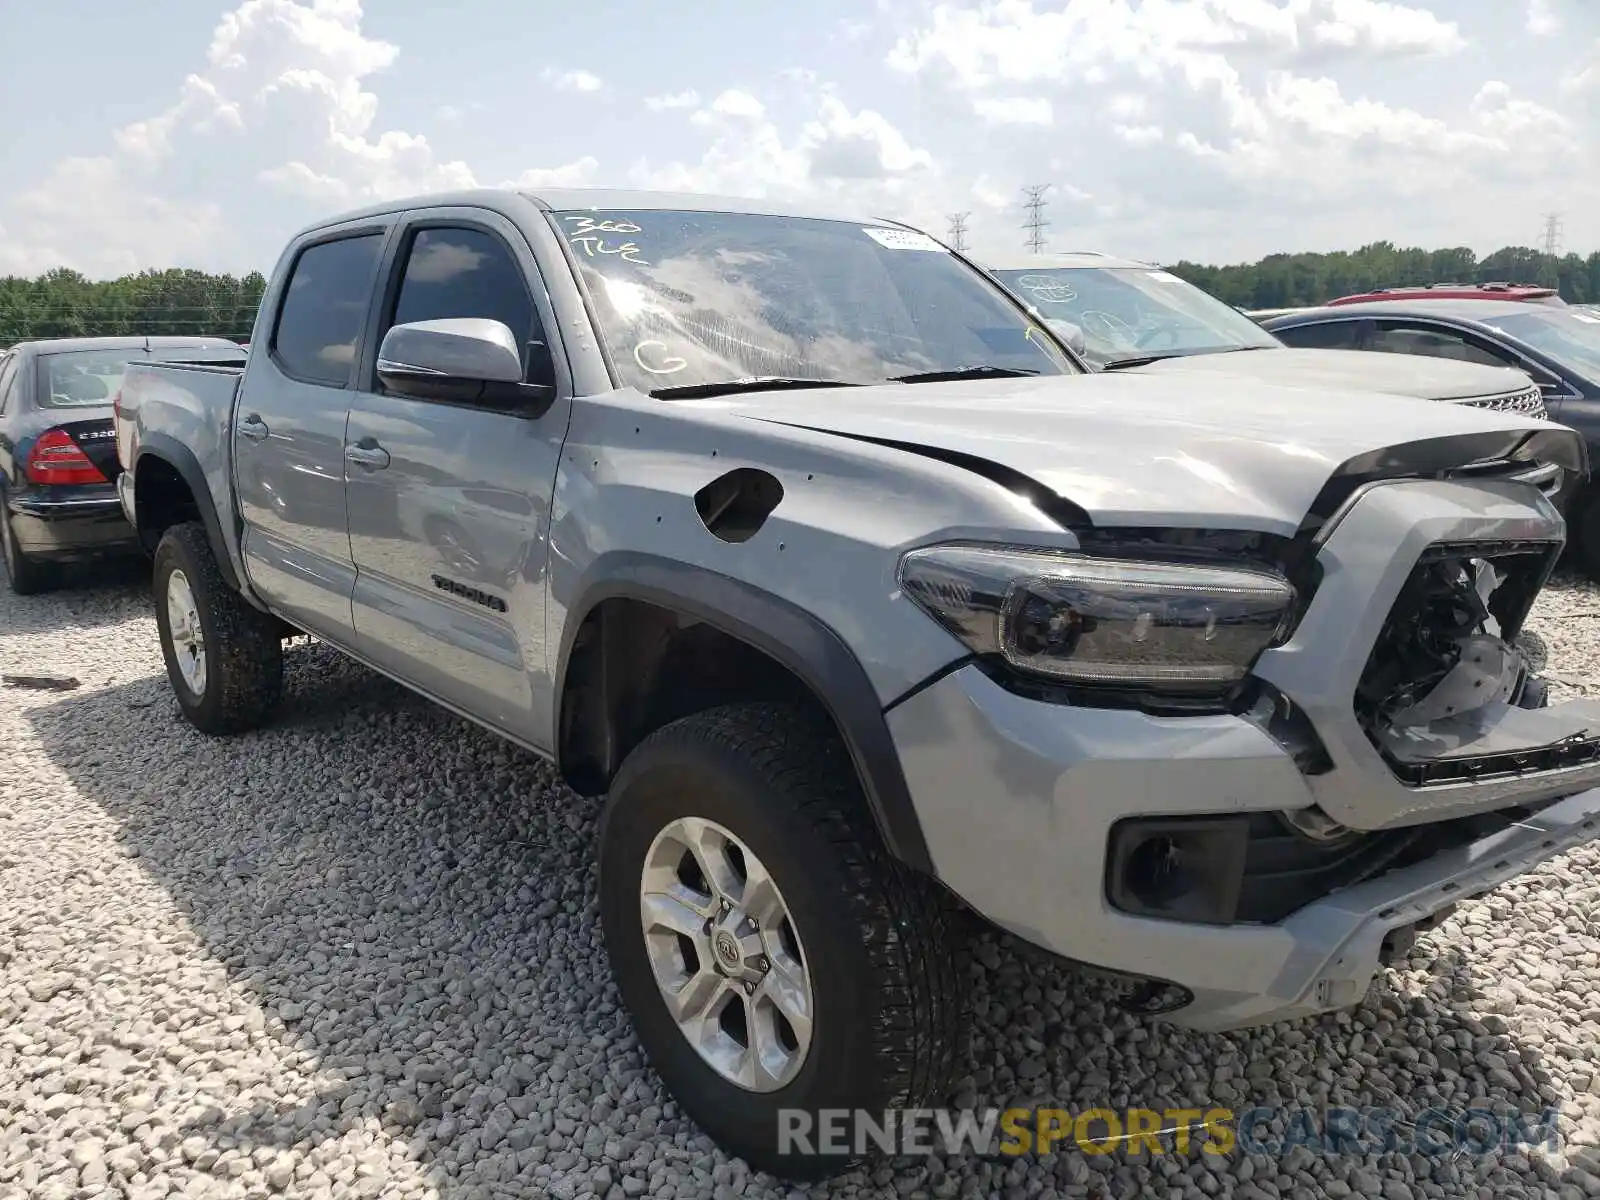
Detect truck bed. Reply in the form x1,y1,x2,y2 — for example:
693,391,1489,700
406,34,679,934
115,359,249,570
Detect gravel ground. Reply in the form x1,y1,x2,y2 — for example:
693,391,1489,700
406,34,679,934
5,561,1600,1200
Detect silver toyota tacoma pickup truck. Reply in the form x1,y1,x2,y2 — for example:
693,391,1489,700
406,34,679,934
115,187,1600,1178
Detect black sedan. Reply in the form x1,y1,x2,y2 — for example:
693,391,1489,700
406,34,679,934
0,336,243,593
1263,299,1600,568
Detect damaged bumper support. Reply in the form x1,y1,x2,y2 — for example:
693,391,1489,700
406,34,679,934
1255,477,1600,826
887,475,1600,1031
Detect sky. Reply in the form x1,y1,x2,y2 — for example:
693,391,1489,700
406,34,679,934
0,0,1597,279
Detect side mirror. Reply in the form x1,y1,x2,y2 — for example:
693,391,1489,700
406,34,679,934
377,318,555,414
1045,318,1088,357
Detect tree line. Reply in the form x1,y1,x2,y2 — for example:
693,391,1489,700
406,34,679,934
0,268,266,348
4,240,1600,348
1167,242,1600,309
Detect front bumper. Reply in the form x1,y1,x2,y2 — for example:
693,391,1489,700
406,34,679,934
887,474,1600,1030
7,486,138,557
887,666,1600,1029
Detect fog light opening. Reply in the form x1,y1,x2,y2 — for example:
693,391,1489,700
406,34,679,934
1123,834,1200,911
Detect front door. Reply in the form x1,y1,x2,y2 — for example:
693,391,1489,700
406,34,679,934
343,213,570,747
234,228,389,637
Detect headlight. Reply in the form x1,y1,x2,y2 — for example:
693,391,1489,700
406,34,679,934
897,543,1297,694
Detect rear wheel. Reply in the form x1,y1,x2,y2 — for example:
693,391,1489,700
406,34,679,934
153,522,283,733
0,485,52,595
597,702,968,1180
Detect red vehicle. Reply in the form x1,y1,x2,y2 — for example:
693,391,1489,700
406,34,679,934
1327,282,1565,307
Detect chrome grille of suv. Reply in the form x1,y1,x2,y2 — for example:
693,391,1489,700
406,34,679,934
1462,386,1547,419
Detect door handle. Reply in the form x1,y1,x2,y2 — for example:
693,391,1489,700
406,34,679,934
345,440,391,470
236,415,269,442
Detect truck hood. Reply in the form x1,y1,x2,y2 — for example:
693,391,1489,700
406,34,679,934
702,372,1575,535
1133,347,1533,403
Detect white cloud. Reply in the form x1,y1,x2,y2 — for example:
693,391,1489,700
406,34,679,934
645,89,701,111
1301,0,1465,57
4,0,1600,279
0,1,603,275
629,87,940,230
972,96,1054,125
877,0,1591,257
503,157,603,189
540,67,604,94
0,157,228,278
886,0,1465,90
1527,0,1559,35
1114,123,1165,145
692,89,767,124
434,102,484,122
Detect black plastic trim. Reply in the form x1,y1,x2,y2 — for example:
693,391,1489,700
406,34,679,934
555,552,934,872
883,654,977,713
130,432,243,594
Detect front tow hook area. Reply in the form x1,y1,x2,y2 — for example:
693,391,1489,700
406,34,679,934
1116,979,1198,1017
1378,903,1459,967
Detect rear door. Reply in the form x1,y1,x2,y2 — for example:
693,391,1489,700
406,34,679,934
234,223,391,638
342,209,571,746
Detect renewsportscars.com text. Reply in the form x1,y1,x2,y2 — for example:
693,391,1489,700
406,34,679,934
777,1106,1563,1159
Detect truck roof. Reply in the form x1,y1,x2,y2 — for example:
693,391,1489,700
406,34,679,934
287,186,900,243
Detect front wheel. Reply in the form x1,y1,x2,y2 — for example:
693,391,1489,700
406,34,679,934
597,703,968,1180
153,522,283,734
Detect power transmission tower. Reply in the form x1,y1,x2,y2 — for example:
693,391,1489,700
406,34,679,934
1021,185,1050,254
946,212,970,252
1541,212,1564,257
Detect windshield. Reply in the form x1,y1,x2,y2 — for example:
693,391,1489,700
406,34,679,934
37,349,139,409
990,266,1281,366
551,209,1076,394
1479,309,1600,381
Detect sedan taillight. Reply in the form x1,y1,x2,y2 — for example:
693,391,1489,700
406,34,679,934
27,428,106,485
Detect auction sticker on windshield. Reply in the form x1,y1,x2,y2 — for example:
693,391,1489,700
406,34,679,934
862,227,947,252
1146,271,1186,284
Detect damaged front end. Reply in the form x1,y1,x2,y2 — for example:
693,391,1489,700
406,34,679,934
1356,540,1600,786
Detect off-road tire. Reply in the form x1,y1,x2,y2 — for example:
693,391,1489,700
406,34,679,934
0,485,52,595
597,702,969,1180
153,521,282,734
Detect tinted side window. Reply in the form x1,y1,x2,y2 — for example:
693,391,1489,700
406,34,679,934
1368,323,1511,368
273,234,385,387
387,227,540,372
1273,320,1363,350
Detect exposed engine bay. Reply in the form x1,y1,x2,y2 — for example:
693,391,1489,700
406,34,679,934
1355,541,1600,785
